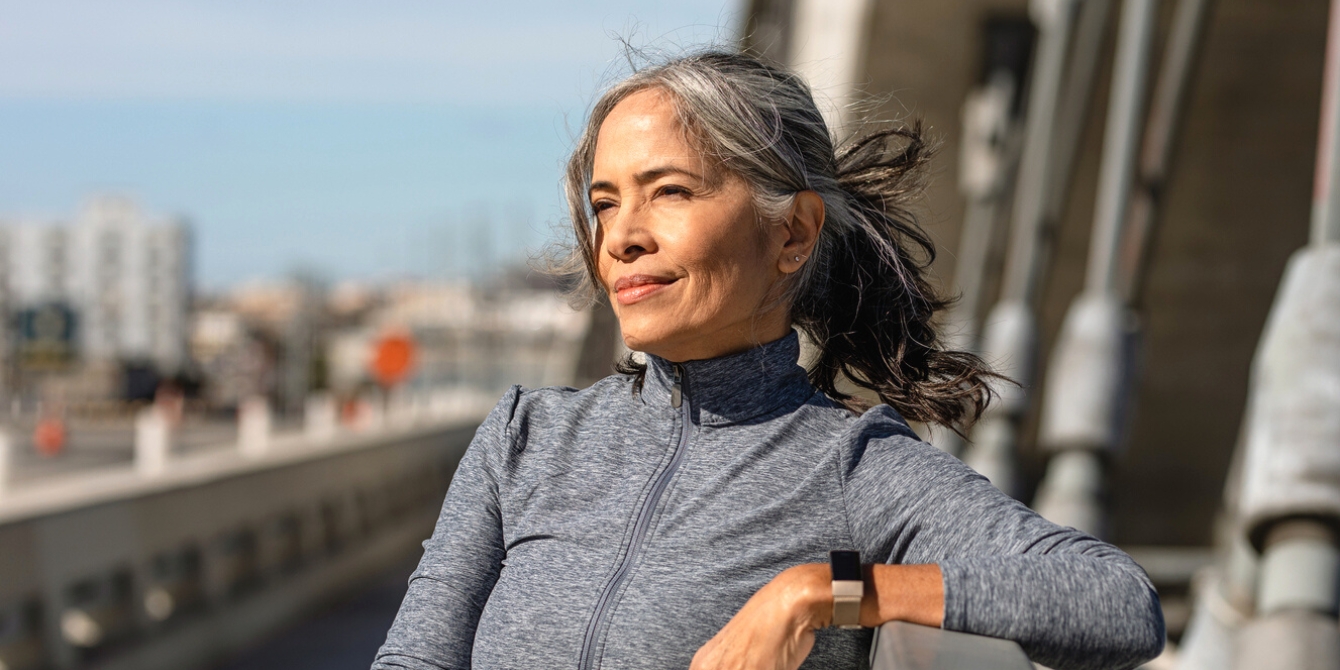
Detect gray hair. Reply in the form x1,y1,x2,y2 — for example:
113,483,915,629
559,50,1001,432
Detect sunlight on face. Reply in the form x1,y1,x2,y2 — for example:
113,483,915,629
590,88,791,363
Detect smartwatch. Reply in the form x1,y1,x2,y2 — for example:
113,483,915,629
829,550,863,629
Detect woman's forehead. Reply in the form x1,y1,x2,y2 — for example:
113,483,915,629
593,89,717,183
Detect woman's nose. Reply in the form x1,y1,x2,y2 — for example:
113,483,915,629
602,205,656,264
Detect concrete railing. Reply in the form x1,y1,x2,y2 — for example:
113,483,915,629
870,622,1034,670
0,390,493,670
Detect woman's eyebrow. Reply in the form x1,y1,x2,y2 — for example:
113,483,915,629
633,165,702,184
588,165,704,198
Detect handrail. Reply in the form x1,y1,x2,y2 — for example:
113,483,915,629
0,391,494,525
870,621,1033,670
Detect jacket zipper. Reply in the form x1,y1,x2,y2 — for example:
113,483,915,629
578,364,692,670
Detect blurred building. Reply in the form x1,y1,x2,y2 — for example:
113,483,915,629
0,196,192,379
190,279,319,413
326,280,589,397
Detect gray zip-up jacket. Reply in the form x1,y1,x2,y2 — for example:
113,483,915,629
372,331,1164,670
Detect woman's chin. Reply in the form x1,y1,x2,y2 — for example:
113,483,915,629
620,333,663,356
620,329,684,361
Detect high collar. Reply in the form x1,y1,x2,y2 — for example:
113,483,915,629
641,330,815,425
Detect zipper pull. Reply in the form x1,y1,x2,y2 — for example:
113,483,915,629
671,364,683,408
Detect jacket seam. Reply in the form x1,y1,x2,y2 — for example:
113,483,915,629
831,398,862,554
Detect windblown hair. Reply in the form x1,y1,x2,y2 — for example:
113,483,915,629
558,49,1002,434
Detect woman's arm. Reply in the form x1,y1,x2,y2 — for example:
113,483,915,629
690,563,942,670
839,426,1164,670
370,388,521,670
695,421,1163,670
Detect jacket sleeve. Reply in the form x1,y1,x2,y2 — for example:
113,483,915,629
840,411,1165,670
371,387,521,670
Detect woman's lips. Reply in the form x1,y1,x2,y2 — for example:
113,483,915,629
614,275,677,305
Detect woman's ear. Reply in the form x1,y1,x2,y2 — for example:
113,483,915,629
779,191,825,273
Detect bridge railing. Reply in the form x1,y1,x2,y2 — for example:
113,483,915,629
870,622,1035,670
0,389,493,670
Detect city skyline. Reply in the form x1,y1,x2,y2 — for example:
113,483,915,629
0,1,741,289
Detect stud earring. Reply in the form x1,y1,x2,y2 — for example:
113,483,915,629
794,255,802,262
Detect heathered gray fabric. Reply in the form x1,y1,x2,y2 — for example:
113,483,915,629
371,331,1164,670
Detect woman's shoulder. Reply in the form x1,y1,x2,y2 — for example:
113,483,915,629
475,374,643,452
800,393,924,447
808,397,974,481
499,373,637,422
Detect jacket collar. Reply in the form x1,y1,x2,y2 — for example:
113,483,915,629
642,329,815,425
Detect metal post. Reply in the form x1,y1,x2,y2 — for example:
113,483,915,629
1033,0,1160,537
1315,0,1340,246
934,17,1034,457
961,0,1087,497
1118,0,1215,305
1000,0,1083,308
1046,0,1115,234
934,192,1001,461
1232,0,1340,665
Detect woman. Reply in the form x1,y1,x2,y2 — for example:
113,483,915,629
372,51,1164,670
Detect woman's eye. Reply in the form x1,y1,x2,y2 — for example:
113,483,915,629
657,185,690,199
591,200,615,214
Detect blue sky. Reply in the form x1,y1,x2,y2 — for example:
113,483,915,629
0,0,741,289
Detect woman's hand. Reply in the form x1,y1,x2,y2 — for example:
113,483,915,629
690,563,830,670
690,562,945,670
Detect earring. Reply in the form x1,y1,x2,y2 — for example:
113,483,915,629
794,255,802,262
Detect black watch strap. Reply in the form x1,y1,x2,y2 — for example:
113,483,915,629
829,550,863,629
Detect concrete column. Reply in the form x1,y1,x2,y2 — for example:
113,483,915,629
962,0,1095,495
788,0,874,132
1234,522,1340,669
1033,0,1161,537
1232,1,1340,664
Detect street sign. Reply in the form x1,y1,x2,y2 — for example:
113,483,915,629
369,331,416,388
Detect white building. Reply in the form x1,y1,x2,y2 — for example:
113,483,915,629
2,196,192,373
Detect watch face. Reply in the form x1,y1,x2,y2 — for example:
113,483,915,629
829,550,862,581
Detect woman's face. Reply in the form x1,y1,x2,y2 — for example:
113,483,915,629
590,88,800,363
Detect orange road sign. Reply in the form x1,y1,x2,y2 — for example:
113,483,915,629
370,332,416,388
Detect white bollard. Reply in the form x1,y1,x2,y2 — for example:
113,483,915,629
386,388,412,426
238,396,272,458
0,428,11,495
135,406,172,476
357,391,385,431
303,393,337,442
